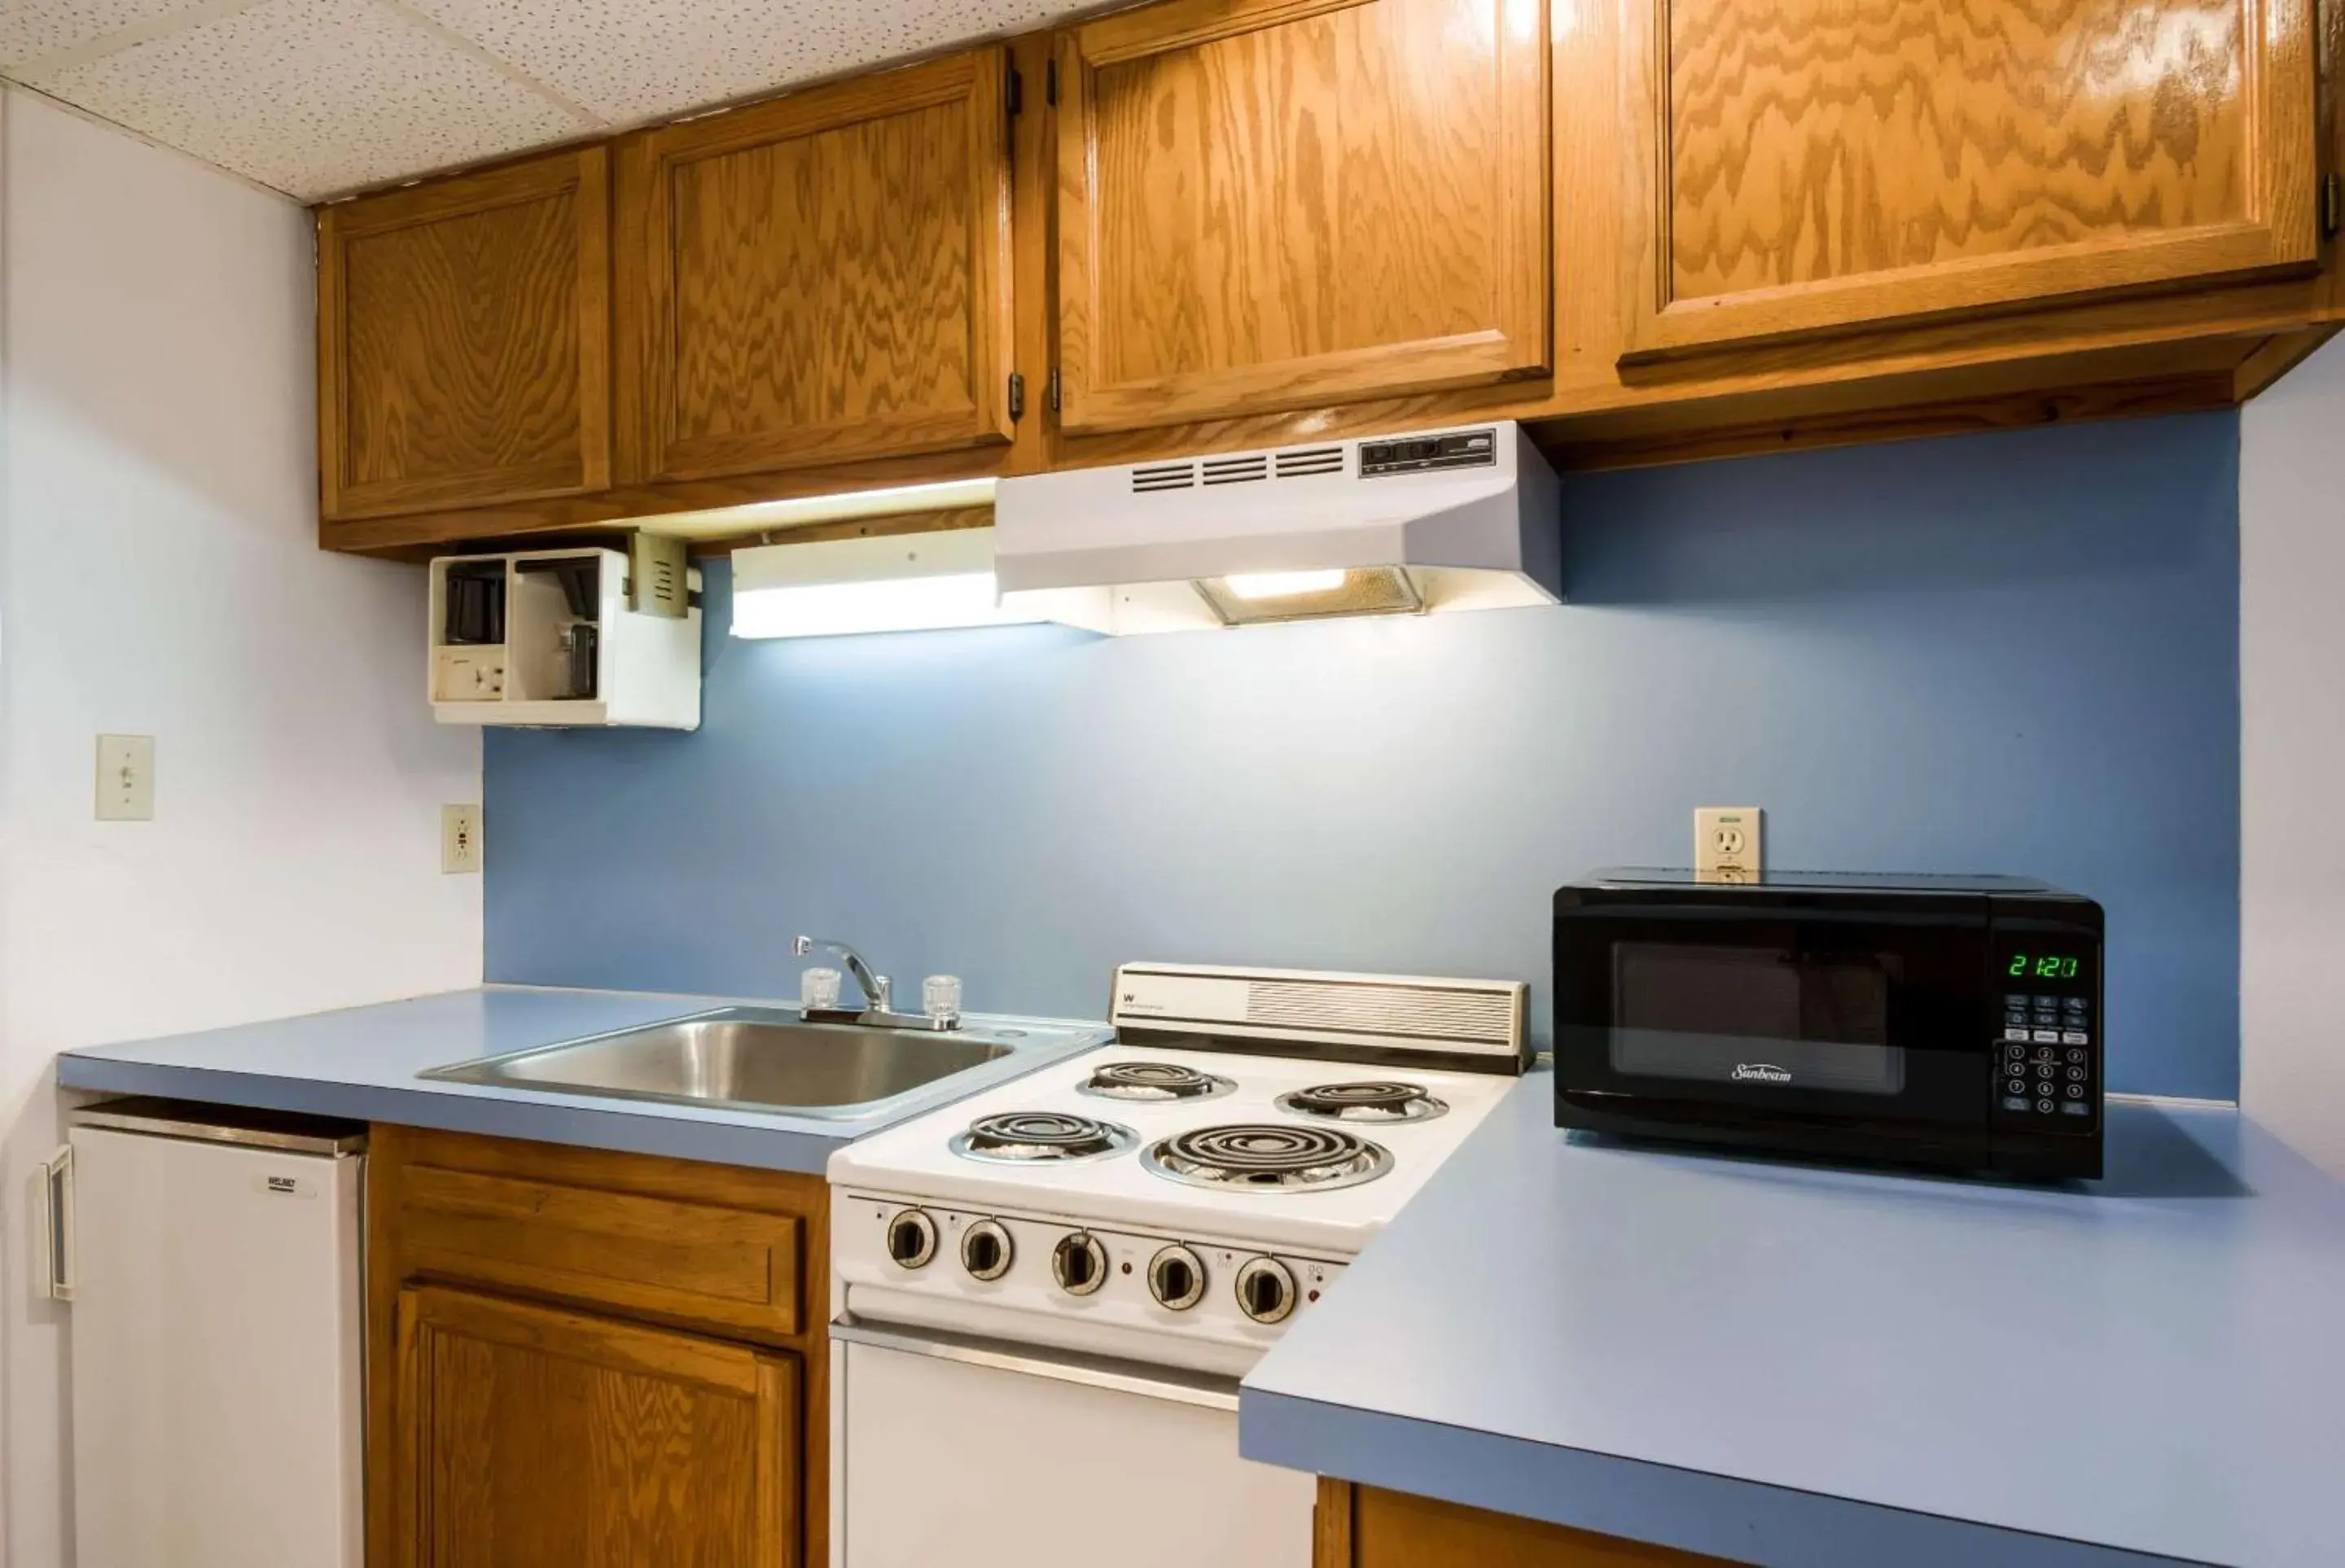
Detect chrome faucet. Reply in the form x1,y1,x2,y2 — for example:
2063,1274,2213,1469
791,935,958,1030
792,935,891,1013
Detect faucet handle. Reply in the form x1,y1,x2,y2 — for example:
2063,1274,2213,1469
791,935,816,957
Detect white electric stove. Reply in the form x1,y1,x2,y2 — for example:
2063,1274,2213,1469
826,961,1529,1568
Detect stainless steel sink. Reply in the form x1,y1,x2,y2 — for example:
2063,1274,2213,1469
419,1005,1077,1120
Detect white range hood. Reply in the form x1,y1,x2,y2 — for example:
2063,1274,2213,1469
993,421,1562,633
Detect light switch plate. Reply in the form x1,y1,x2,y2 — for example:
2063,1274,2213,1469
1695,806,1760,883
94,735,154,821
441,804,482,874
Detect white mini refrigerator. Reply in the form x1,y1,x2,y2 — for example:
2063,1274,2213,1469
55,1101,366,1568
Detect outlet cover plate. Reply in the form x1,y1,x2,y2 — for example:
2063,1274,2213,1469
1695,806,1760,883
441,804,482,874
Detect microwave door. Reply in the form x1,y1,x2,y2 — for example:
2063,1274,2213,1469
1610,944,1908,1097
1558,908,1992,1128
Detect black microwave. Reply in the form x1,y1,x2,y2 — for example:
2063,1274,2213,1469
1554,869,2104,1180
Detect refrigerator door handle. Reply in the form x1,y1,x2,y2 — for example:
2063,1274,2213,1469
40,1144,74,1302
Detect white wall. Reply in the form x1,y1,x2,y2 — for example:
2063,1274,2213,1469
2242,331,2345,1176
0,88,482,1564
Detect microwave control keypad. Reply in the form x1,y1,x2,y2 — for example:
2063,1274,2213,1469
1999,992,2095,1123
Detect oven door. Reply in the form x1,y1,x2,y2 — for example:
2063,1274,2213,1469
1554,893,1992,1139
832,1321,1315,1568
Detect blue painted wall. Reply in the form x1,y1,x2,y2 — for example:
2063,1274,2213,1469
486,413,2243,1098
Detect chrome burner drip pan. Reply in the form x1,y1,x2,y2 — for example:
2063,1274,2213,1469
1141,1123,1392,1193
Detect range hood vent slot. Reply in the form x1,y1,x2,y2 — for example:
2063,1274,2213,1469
1200,454,1269,486
1131,462,1196,494
1274,446,1345,479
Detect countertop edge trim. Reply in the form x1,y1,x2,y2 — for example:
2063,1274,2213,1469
1235,1387,2209,1568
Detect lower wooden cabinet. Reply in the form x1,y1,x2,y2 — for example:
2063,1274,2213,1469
368,1126,831,1568
397,1285,797,1566
1317,1478,1743,1566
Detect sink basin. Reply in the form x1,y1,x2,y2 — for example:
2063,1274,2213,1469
420,1005,1045,1119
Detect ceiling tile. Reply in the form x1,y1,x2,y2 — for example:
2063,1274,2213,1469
2,0,211,72
401,0,1080,126
25,0,589,198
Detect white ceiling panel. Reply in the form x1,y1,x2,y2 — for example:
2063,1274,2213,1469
401,0,1076,125
2,0,217,72
23,0,591,196
2,0,1098,199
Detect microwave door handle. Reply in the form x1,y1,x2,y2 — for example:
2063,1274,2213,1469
829,1317,1239,1412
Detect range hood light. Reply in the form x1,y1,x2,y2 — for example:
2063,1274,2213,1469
730,528,1040,640
1223,569,1349,601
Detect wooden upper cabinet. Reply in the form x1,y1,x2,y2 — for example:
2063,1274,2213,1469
395,1285,796,1567
616,47,1016,484
318,149,610,522
1053,0,1553,436
1623,0,2323,360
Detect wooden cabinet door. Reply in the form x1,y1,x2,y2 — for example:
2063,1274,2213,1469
1320,1479,1742,1566
318,149,610,521
395,1284,796,1568
1623,0,2322,361
1053,0,1552,436
616,47,1015,484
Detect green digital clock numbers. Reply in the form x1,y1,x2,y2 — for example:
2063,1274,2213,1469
2007,953,2080,980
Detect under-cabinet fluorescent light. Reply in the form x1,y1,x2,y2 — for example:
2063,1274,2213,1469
1222,569,1349,601
730,528,1041,640
639,477,998,541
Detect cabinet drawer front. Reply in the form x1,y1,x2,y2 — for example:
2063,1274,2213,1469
617,46,1015,483
318,148,611,520
1055,0,1552,435
398,1165,800,1338
1623,0,2321,360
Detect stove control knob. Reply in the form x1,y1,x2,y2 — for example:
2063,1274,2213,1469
1148,1245,1208,1312
884,1208,937,1270
1235,1256,1295,1324
961,1219,1015,1281
1050,1232,1108,1296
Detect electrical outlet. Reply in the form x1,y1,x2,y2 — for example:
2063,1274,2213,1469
441,804,482,874
1695,806,1760,883
94,735,154,821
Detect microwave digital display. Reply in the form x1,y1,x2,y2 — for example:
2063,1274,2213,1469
2005,952,2083,981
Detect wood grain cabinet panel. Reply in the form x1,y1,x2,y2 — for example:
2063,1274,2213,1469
318,148,610,521
396,1285,796,1568
397,1164,802,1341
1623,0,2323,360
616,47,1016,483
1053,0,1552,435
1318,1479,1743,1566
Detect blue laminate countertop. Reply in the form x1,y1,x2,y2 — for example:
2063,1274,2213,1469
56,986,1103,1175
1240,1073,2345,1568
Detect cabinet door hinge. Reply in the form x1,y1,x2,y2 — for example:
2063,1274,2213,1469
2325,172,2342,240
1008,372,1026,422
1045,59,1059,106
1047,368,1062,414
1007,65,1023,119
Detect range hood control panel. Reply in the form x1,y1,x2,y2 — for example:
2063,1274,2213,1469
1360,427,1497,477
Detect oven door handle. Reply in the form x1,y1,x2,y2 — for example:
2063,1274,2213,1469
830,1317,1243,1413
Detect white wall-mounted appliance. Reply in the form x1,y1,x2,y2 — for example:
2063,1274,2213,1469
993,421,1562,634
429,539,701,728
47,1100,366,1568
